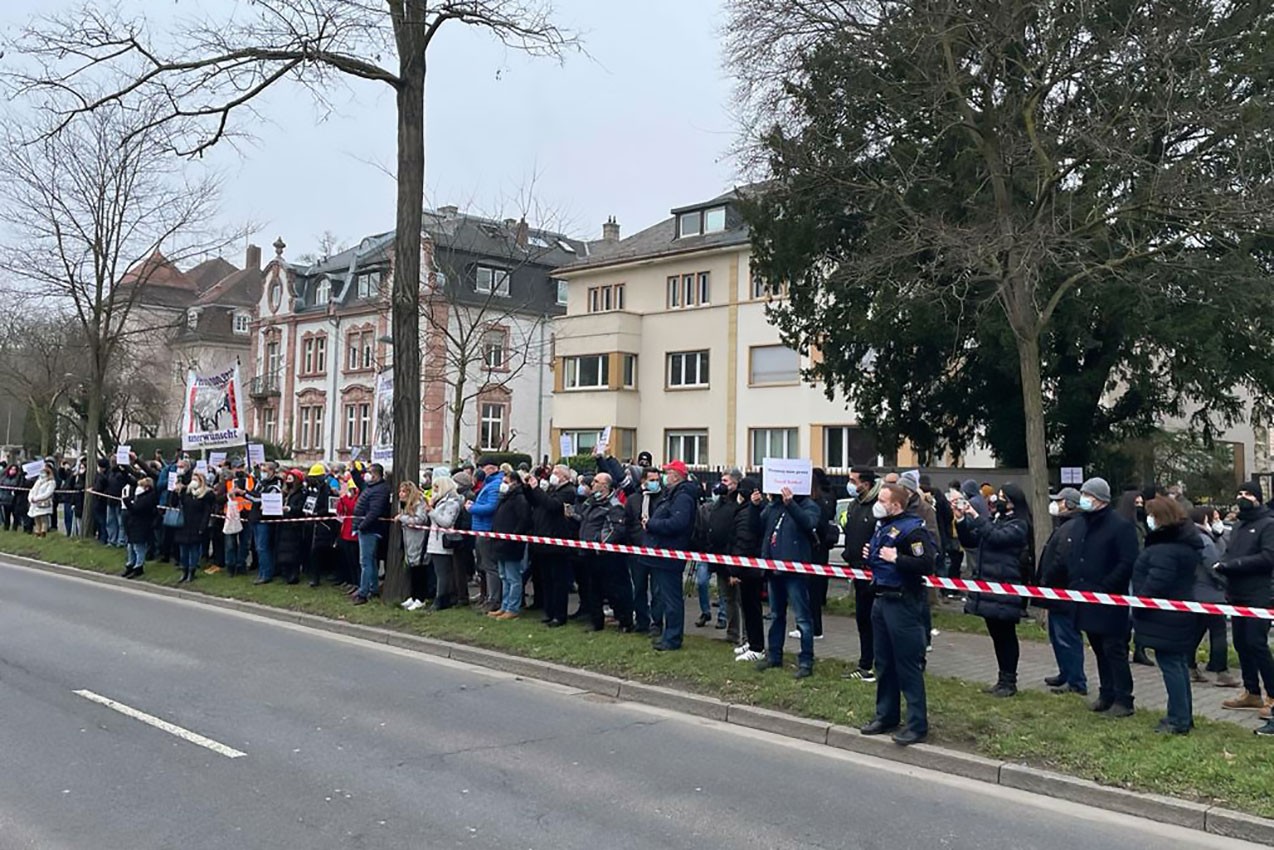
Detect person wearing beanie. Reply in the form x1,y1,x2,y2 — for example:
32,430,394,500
1213,481,1274,722
1067,477,1140,716
1038,487,1088,695
898,470,940,651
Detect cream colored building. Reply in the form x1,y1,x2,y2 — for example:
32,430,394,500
551,189,894,470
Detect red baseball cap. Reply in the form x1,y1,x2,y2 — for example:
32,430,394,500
662,459,688,477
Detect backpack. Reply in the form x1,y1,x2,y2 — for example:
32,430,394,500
691,501,711,551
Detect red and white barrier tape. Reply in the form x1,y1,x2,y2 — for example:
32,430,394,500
449,528,1274,621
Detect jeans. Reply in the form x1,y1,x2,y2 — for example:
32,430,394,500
1193,615,1230,673
853,579,876,671
1157,650,1194,731
254,522,275,581
125,542,148,569
179,542,201,571
105,504,123,547
357,532,382,599
1088,631,1134,707
1048,607,1089,691
650,566,684,649
872,593,928,736
1232,617,1274,698
767,573,814,671
499,559,524,614
630,558,663,632
694,561,713,616
63,502,75,537
224,532,248,575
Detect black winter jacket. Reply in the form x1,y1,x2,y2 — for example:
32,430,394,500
275,488,308,566
122,486,159,544
351,467,392,534
842,485,879,578
958,513,1030,620
1216,505,1274,607
175,489,214,545
577,493,627,547
1036,514,1080,613
706,496,738,555
1066,507,1140,635
640,480,698,571
624,489,661,549
491,484,532,561
1131,523,1202,654
526,481,577,552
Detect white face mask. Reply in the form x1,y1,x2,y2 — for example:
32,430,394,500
1146,515,1158,532
1048,501,1060,517
548,474,561,488
499,482,510,495
1211,521,1226,535
871,502,889,520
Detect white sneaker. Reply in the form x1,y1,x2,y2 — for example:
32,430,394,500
736,649,765,662
813,634,824,641
733,644,749,655
926,644,934,653
401,598,419,609
930,628,941,637
788,629,800,638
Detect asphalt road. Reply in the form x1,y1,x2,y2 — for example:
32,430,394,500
0,559,1258,850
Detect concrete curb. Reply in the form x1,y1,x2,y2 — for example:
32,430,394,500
7,553,1274,847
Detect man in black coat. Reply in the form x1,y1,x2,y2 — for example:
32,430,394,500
350,462,392,603
842,467,882,682
525,465,579,627
1067,477,1140,716
1214,480,1274,714
1038,487,1088,695
625,467,664,635
574,472,633,631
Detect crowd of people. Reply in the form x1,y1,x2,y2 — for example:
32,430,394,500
2,447,1272,744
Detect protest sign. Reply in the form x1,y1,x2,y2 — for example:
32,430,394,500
559,433,574,459
247,443,266,466
22,459,45,479
115,445,131,466
181,365,247,450
262,492,284,516
761,457,813,496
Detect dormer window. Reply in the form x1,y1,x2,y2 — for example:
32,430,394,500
356,270,382,299
677,205,727,238
233,312,250,335
315,277,330,306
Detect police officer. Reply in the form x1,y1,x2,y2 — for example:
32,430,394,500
858,482,938,746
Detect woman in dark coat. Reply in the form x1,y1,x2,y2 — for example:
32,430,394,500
275,469,308,585
956,482,1032,697
489,472,532,619
121,476,159,579
1132,497,1203,733
728,478,766,662
175,472,214,584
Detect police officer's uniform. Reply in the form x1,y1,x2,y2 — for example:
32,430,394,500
861,508,937,745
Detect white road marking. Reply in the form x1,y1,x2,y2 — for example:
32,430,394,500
72,689,246,759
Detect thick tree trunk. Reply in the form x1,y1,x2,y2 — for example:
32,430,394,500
381,7,427,605
1016,330,1052,561
450,373,466,466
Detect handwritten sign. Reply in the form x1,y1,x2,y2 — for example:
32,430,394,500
208,452,227,468
595,425,612,456
115,445,131,466
559,433,574,459
761,457,813,496
194,460,208,477
167,472,178,491
247,443,266,466
1061,467,1084,486
22,460,45,479
262,492,284,517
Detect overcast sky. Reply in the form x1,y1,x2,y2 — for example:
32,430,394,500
0,0,739,261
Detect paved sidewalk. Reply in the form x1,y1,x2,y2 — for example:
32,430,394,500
680,586,1264,729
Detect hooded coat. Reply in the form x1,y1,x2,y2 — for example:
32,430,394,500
957,482,1032,621
1131,522,1203,654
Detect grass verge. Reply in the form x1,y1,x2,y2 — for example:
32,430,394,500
4,533,1272,818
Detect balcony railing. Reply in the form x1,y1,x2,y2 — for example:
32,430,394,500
247,373,282,398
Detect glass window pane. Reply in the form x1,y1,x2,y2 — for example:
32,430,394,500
704,207,726,233
678,212,700,238
750,345,800,384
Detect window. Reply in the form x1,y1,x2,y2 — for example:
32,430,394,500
561,429,601,454
586,283,625,313
750,428,799,466
824,426,884,468
315,277,330,305
315,337,327,373
479,402,506,450
346,330,374,371
299,405,325,450
677,206,726,238
752,273,789,299
666,430,708,465
667,350,709,388
356,270,382,299
233,313,250,335
265,341,281,377
303,338,316,374
345,402,371,448
483,328,507,370
622,354,637,389
667,271,709,309
555,278,569,306
563,354,609,390
749,345,800,385
263,408,277,442
475,265,510,297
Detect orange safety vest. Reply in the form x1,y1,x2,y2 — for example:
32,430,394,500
229,474,254,514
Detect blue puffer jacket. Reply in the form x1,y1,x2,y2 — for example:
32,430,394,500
468,472,504,533
958,513,1030,620
759,496,821,564
640,479,698,571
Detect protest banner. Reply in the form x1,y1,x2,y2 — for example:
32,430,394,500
180,365,246,450
371,370,394,466
762,457,813,496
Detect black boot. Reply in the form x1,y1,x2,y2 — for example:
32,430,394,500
993,671,1018,697
1132,645,1155,667
982,673,1006,695
177,570,189,584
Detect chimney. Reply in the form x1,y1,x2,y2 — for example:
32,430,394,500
602,216,620,242
515,217,529,249
245,243,261,271
438,205,459,218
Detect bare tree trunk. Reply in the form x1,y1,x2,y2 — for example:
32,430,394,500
381,6,427,605
450,372,466,466
81,383,102,539
1016,330,1052,559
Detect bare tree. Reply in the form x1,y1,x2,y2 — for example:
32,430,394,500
0,102,223,536
295,231,350,266
0,312,85,456
8,0,576,597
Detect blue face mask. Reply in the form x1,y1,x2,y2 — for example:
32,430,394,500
645,480,661,493
577,485,588,497
1078,496,1095,512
